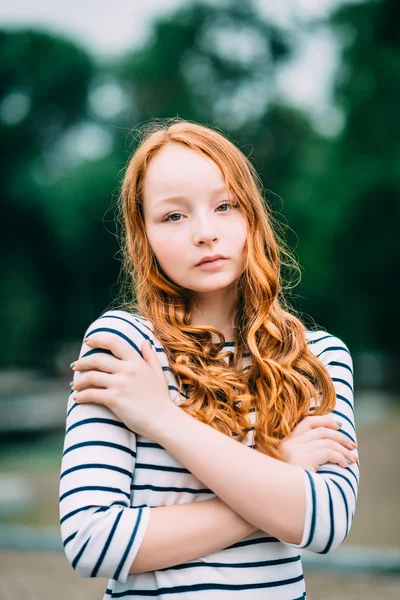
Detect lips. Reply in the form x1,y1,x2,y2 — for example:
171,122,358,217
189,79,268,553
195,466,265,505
202,258,221,264
196,255,227,266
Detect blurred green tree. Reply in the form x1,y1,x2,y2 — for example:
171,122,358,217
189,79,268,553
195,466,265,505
0,30,98,366
1,0,398,370
296,0,400,354
111,0,329,321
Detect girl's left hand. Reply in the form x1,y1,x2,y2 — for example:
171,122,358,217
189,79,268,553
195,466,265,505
70,332,177,439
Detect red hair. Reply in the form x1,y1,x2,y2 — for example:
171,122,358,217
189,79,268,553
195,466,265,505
113,118,336,459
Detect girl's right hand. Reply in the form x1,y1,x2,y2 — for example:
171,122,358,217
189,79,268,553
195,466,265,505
279,415,359,472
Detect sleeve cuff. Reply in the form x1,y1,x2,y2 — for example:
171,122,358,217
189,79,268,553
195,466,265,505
283,468,313,550
114,505,152,583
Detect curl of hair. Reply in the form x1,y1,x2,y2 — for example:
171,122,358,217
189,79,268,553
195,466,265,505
111,117,336,460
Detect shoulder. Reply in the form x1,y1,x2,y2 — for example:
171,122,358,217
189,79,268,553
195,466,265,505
84,308,155,353
306,329,352,367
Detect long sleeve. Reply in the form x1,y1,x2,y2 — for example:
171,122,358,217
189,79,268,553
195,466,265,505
284,333,359,554
59,312,152,582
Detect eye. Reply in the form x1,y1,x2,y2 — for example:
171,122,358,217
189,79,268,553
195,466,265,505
216,202,229,212
161,201,238,223
216,201,239,212
161,212,183,223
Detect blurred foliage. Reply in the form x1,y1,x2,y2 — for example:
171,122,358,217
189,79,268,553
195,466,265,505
0,0,398,370
325,0,400,354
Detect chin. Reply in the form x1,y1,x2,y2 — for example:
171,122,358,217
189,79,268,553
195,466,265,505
190,280,235,292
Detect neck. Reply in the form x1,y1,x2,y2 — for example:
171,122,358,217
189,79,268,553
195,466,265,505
189,285,239,343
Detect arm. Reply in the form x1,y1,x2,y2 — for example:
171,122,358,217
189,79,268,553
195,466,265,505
130,498,257,574
148,404,306,546
60,312,256,581
146,335,358,553
289,334,359,553
59,317,151,583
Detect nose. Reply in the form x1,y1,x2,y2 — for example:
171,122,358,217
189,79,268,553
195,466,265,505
193,230,219,245
192,215,219,245
193,223,219,244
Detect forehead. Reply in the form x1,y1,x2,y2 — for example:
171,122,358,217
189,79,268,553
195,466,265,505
143,143,226,201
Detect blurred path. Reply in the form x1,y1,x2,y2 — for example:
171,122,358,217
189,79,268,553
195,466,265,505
0,550,399,600
0,393,399,598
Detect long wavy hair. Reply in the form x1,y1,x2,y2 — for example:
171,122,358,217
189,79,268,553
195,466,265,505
112,118,336,460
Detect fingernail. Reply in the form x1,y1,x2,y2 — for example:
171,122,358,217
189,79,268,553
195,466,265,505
335,420,343,427
70,362,76,368
69,381,74,388
347,459,352,465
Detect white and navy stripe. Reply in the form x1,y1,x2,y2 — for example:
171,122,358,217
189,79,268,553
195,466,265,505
59,309,358,599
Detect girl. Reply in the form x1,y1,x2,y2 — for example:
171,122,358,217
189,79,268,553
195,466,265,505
59,119,359,599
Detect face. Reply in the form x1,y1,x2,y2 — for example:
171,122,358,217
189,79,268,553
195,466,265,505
142,143,248,300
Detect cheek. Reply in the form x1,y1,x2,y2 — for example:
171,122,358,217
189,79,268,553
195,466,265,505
148,228,186,268
228,217,248,250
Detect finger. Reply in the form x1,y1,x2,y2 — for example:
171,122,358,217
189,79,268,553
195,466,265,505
300,427,357,450
73,388,112,406
84,331,138,362
292,414,342,437
313,448,356,469
72,371,114,392
304,439,358,464
141,340,163,373
72,354,123,375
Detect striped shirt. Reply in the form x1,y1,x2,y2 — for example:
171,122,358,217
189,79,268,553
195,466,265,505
59,309,359,599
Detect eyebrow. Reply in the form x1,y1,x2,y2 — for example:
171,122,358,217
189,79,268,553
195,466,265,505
153,186,228,208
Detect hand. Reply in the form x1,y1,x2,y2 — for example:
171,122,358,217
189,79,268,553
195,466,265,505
70,332,176,439
279,415,359,472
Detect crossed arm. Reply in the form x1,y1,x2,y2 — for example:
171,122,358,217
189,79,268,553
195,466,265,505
60,320,358,582
130,496,257,573
129,408,307,577
131,332,359,573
